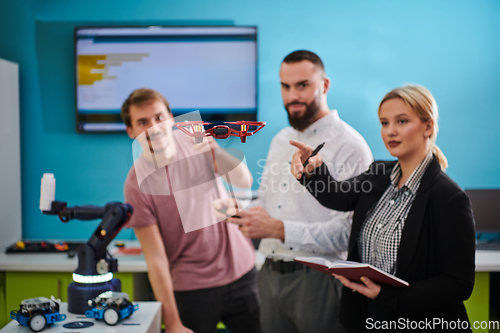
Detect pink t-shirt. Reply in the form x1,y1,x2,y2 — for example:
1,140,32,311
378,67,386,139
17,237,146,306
124,130,255,291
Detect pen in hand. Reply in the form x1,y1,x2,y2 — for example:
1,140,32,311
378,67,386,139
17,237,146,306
303,142,325,168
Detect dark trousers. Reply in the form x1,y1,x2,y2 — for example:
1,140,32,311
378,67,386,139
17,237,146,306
174,267,261,333
258,259,347,333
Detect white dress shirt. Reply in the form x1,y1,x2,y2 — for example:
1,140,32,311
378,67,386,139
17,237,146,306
253,110,373,262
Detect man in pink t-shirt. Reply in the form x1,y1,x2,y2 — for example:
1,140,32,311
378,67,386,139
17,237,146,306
121,88,260,333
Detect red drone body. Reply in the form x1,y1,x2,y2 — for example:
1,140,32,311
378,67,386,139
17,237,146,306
175,120,266,143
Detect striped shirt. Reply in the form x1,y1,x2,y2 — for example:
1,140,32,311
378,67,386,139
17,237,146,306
359,152,433,274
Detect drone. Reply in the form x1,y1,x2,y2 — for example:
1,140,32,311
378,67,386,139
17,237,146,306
175,120,266,143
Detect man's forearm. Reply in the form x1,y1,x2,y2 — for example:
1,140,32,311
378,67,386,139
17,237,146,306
147,261,183,328
214,149,253,188
281,213,352,256
133,225,191,332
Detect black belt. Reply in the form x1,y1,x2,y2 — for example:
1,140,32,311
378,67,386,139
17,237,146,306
265,258,305,274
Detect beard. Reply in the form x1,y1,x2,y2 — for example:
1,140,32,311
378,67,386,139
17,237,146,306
285,97,321,131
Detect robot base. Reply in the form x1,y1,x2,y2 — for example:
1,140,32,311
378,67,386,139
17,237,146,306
68,278,121,314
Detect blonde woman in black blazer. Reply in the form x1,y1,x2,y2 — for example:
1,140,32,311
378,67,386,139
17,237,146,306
290,85,475,332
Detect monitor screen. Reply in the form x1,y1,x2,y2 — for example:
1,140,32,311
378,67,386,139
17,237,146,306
465,189,500,233
75,26,257,132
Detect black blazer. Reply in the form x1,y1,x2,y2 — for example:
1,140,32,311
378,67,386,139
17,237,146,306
301,157,475,332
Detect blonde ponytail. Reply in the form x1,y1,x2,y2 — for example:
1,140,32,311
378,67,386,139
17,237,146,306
431,144,448,171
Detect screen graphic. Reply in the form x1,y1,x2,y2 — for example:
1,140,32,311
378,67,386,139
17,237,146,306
75,26,257,132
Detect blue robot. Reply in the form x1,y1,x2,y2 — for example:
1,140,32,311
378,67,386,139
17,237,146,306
85,291,138,326
10,296,66,332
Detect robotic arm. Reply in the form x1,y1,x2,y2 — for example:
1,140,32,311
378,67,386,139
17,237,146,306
43,201,133,277
42,200,133,314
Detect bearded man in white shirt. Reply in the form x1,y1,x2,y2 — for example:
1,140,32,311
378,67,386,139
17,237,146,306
215,50,373,333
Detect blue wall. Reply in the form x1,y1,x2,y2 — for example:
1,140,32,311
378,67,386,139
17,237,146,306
1,0,499,240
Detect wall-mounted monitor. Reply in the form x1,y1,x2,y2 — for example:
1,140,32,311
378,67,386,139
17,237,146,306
75,26,257,132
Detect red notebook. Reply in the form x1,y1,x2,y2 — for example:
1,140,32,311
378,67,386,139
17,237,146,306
294,257,409,288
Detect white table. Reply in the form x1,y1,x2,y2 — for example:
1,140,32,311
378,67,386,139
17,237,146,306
474,250,500,271
0,302,161,333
